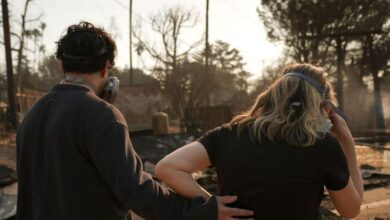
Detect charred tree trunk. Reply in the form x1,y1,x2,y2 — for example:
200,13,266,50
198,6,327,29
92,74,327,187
335,37,345,111
368,36,386,130
16,0,32,113
372,73,385,130
205,0,210,74
1,0,17,128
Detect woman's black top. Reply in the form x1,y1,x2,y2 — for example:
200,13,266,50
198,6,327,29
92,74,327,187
197,124,350,220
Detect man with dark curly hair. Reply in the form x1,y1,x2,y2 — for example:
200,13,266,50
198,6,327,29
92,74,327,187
15,22,253,220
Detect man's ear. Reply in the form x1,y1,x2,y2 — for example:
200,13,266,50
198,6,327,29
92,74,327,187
59,61,65,74
100,61,111,78
100,68,108,78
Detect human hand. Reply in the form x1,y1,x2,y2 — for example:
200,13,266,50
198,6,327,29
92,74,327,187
216,195,254,220
328,108,351,140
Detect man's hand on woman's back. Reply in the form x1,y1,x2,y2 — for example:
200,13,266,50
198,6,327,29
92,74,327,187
216,196,254,220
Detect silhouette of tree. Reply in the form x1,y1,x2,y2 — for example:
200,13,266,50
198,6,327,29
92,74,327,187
34,55,62,90
13,0,45,93
133,7,253,117
194,40,251,92
133,5,202,117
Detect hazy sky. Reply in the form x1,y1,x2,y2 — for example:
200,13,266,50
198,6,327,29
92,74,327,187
6,0,284,77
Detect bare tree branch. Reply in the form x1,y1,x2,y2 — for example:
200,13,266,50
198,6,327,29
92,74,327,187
10,32,21,40
25,13,43,23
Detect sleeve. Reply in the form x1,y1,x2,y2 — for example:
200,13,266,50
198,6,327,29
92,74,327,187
322,134,350,191
85,107,218,220
196,126,223,166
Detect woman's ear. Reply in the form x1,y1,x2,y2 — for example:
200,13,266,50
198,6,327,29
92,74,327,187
321,101,332,116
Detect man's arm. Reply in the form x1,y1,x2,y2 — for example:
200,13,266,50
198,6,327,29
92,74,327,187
85,107,252,219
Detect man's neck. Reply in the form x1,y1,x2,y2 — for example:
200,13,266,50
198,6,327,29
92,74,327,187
63,72,102,93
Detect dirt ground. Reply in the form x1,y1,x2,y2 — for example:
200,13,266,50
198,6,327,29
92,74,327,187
0,132,18,195
0,132,17,175
1,133,390,219
354,187,390,220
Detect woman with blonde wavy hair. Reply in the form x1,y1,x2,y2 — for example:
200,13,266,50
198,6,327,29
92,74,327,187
155,63,363,220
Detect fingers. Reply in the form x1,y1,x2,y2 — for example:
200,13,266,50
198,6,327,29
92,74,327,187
322,101,332,113
328,109,341,121
221,206,254,217
219,217,237,220
216,195,237,204
328,108,343,122
217,195,254,219
327,102,348,121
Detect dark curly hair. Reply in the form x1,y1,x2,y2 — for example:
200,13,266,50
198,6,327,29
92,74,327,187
55,21,117,73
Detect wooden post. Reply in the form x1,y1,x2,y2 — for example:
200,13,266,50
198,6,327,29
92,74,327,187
129,0,133,85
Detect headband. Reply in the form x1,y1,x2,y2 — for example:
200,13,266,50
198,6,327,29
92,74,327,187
284,72,348,120
284,72,327,98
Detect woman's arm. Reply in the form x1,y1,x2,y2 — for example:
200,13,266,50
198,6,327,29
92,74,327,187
156,139,255,220
327,109,364,218
155,141,212,200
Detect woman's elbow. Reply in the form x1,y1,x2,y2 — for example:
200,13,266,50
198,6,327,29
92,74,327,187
340,209,360,219
338,202,361,218
330,179,363,219
155,160,170,181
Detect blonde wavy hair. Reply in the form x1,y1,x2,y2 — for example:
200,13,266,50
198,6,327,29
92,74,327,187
230,63,338,147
